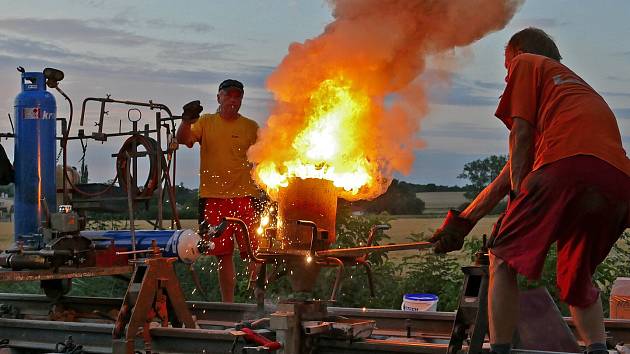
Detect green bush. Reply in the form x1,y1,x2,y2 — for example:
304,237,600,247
399,234,463,311
460,231,630,317
1,207,627,319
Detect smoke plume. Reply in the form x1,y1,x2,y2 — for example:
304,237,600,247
249,0,523,200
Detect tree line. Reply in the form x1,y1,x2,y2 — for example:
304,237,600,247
0,154,509,218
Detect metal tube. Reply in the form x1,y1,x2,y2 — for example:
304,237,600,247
124,151,136,260
318,257,344,301
296,220,318,255
156,112,163,229
80,96,173,127
358,224,391,262
315,242,434,258
222,217,263,263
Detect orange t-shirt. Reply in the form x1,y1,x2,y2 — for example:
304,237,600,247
190,113,260,198
495,53,630,177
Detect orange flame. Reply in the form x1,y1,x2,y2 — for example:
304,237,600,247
250,0,523,201
255,77,375,197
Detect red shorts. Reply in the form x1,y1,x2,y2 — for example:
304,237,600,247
200,197,259,259
490,155,630,307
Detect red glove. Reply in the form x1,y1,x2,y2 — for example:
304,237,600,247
429,209,475,254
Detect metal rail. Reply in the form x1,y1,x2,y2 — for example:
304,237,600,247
0,317,452,353
0,294,455,333
0,266,133,282
0,294,629,352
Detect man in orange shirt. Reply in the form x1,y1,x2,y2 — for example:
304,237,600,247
430,28,630,354
177,79,261,302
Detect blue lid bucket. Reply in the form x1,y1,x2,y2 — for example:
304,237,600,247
402,293,439,312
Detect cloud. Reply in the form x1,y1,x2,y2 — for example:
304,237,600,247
155,42,236,65
0,37,139,69
402,150,504,186
421,69,503,107
0,36,74,60
0,18,149,47
424,122,506,141
614,108,630,119
603,91,630,98
0,17,235,64
92,11,215,34
433,85,500,106
509,17,568,29
68,0,107,9
0,39,273,88
472,80,505,91
426,76,501,107
605,74,630,83
145,18,214,33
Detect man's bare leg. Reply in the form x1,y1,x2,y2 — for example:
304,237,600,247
489,253,519,349
217,254,235,303
569,297,606,347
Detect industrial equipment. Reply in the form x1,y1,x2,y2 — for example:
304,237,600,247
0,67,208,298
13,67,57,240
0,68,627,354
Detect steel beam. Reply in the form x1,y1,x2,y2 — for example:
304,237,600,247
0,266,132,282
1,293,630,348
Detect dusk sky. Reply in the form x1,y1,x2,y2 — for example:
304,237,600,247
0,0,628,188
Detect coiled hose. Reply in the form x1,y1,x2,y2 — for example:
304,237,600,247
116,134,165,199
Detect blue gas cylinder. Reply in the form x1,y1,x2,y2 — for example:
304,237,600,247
13,70,57,241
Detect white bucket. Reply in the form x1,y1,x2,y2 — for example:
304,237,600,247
401,293,439,312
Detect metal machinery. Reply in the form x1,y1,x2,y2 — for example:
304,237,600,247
0,68,629,354
0,67,206,297
13,68,57,240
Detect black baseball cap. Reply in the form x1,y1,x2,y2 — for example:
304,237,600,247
218,79,244,93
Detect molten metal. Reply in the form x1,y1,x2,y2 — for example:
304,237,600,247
278,178,338,248
276,178,337,293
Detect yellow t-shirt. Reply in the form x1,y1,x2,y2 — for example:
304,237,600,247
190,113,260,198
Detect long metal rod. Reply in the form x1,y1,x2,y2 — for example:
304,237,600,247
124,151,137,260
0,266,132,282
316,242,433,257
80,96,173,127
170,121,178,230
156,112,163,229
54,86,73,205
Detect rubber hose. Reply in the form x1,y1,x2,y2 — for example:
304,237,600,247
116,134,165,199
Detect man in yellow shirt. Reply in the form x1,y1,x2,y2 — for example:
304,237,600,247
177,79,260,302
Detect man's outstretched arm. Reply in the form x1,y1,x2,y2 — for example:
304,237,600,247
460,162,511,223
508,117,535,195
429,160,510,253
